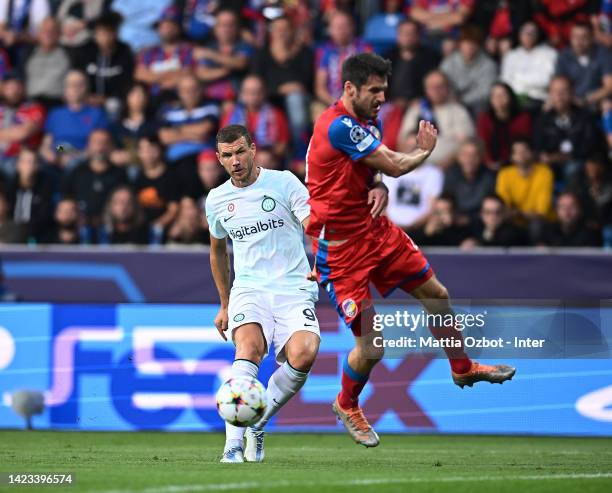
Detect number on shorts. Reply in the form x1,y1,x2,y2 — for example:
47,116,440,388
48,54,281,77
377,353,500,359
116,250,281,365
302,308,316,322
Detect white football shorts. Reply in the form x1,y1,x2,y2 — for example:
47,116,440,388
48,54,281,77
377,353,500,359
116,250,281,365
228,287,320,363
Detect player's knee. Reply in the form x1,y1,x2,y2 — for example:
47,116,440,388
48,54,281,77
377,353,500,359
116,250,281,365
433,284,450,301
286,336,320,371
356,342,384,364
234,325,266,364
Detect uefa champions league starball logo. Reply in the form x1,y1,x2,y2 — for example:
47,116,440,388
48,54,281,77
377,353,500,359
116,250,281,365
261,196,276,212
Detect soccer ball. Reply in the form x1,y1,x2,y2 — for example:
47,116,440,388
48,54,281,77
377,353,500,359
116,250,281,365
216,377,267,427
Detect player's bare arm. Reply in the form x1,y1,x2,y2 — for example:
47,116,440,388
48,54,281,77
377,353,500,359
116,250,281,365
209,235,231,340
362,120,438,178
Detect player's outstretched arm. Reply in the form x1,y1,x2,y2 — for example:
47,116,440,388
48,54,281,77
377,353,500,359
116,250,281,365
210,235,231,340
362,120,437,178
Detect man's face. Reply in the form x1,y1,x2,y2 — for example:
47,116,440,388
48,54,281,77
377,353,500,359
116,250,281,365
270,18,292,44
38,18,59,48
549,78,572,111
16,150,37,178
158,20,180,44
433,199,454,227
216,136,256,183
214,11,238,43
178,76,201,108
511,142,533,167
459,39,479,61
424,73,448,105
397,22,419,50
519,22,538,50
557,194,580,225
94,26,116,52
88,130,112,155
457,143,481,175
110,189,134,222
2,79,24,106
570,26,592,55
240,77,265,110
329,13,354,47
138,139,162,167
64,72,87,104
198,158,222,188
348,75,387,121
481,198,504,229
55,200,78,226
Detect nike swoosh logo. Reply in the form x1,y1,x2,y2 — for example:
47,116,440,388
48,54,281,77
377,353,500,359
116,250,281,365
304,323,317,327
223,215,235,222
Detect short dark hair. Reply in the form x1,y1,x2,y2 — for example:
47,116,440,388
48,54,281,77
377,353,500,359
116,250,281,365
481,194,505,208
138,133,163,148
511,137,533,150
216,124,253,150
341,53,392,90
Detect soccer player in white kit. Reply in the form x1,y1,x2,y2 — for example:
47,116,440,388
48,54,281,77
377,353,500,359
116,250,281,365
206,125,320,463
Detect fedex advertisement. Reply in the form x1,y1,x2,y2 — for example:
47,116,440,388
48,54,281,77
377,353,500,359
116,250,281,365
0,303,611,435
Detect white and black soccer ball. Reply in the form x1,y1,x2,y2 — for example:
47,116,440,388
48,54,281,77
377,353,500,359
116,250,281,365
216,377,267,427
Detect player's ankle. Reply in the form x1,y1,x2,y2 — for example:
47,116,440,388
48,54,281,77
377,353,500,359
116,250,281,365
337,392,357,410
224,439,243,450
450,358,472,374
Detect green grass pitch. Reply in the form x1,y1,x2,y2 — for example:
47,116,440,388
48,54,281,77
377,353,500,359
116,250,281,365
1,431,611,493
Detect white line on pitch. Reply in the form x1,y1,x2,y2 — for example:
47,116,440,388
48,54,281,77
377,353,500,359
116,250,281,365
91,472,612,493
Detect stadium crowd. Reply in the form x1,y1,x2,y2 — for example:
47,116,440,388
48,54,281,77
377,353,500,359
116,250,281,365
0,0,610,248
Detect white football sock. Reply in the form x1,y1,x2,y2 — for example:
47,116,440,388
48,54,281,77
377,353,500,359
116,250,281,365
251,361,309,431
224,359,259,450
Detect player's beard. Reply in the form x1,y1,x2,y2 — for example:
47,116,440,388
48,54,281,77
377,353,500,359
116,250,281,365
352,96,378,121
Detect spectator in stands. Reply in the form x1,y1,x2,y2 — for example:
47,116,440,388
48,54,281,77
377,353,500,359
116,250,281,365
100,184,148,244
440,25,497,115
471,0,533,59
477,82,532,170
176,0,218,43
44,196,80,244
194,8,252,102
540,191,601,247
383,160,444,230
535,75,600,182
111,0,171,53
314,10,371,111
158,74,218,191
252,15,313,160
72,12,134,116
387,19,440,105
363,0,406,54
533,0,591,49
571,154,612,230
409,0,474,51
186,148,225,203
61,134,127,227
500,21,558,108
25,16,71,107
0,74,45,177
604,98,612,153
221,75,290,162
398,70,474,169
591,1,612,49
555,22,612,107
410,194,472,246
134,134,179,241
56,0,109,48
0,189,25,243
8,148,53,242
469,194,528,247
40,70,109,168
166,196,209,245
113,83,157,169
496,139,555,238
443,139,496,222
0,0,50,64
135,5,195,101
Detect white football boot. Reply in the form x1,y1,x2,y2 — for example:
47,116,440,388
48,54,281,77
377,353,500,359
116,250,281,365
220,445,244,463
244,427,265,462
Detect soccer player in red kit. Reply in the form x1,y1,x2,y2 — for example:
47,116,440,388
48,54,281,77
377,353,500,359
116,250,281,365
305,53,515,447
